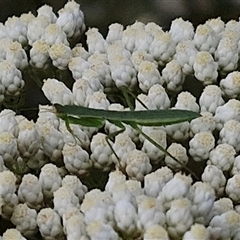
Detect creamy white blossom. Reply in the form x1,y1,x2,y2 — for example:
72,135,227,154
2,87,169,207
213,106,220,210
231,156,240,176
2,228,27,240
68,56,90,80
226,174,240,202
175,91,199,112
182,223,211,240
106,23,123,44
143,224,170,240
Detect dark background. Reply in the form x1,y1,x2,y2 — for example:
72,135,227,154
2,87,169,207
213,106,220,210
1,0,240,35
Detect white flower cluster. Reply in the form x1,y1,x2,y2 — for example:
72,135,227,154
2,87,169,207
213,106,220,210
1,1,240,238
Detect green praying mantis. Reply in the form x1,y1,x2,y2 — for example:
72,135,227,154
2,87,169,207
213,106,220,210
53,94,201,179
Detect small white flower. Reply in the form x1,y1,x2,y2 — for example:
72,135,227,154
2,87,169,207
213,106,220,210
193,51,218,85
86,28,107,54
188,182,215,224
71,43,90,59
161,59,185,93
68,56,90,80
214,99,240,130
105,170,126,193
42,78,73,105
190,112,216,137
39,163,62,199
29,40,50,69
137,60,162,92
231,155,240,176
143,224,169,240
106,23,123,44
144,167,173,198
37,208,64,239
11,203,38,237
193,24,219,54
218,120,240,152
165,143,188,169
166,198,194,239
48,43,72,70
63,143,92,176
201,165,226,197
149,31,176,65
169,17,194,44
182,223,211,240
18,174,43,210
131,50,156,71
226,174,240,202
165,121,190,141
88,91,110,109
205,17,225,35
37,4,57,23
2,228,27,240
53,185,80,217
220,71,240,98
126,149,152,181
175,91,199,112
189,132,215,162
174,40,197,74
207,143,236,172
215,36,239,73
199,85,225,114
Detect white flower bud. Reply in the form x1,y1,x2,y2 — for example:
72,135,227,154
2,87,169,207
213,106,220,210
174,40,197,74
86,221,119,240
144,224,170,240
105,170,126,193
29,40,50,69
131,50,156,72
49,43,72,70
5,16,28,45
188,182,215,224
71,43,90,59
68,56,90,80
141,126,166,164
201,165,226,197
27,15,50,46
125,179,143,197
144,167,173,198
114,199,138,238
169,17,194,44
135,93,155,110
214,99,240,130
0,109,19,137
2,228,27,240
231,156,240,176
175,91,199,112
190,112,216,137
90,133,113,171
87,54,112,88
88,91,110,109
147,84,171,109
183,223,210,240
166,198,194,239
42,23,69,46
193,24,219,54
62,175,87,202
121,23,139,52
53,185,80,217
17,118,41,158
207,143,236,172
226,174,240,202
18,174,43,210
205,17,225,35
0,170,17,200
86,28,107,54
126,149,152,181
42,78,73,105
199,85,225,114
137,61,162,93
37,122,64,163
0,60,25,97
193,51,218,85
161,59,185,93
39,163,62,199
134,29,153,52
215,37,239,73
149,31,176,65
63,143,92,176
37,208,64,239
112,133,136,169
209,210,240,239
5,41,28,70
159,173,192,210
137,195,165,230
189,132,215,162
106,23,123,44
11,203,38,237
37,4,57,23
165,143,188,169
220,71,240,98
165,121,190,141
